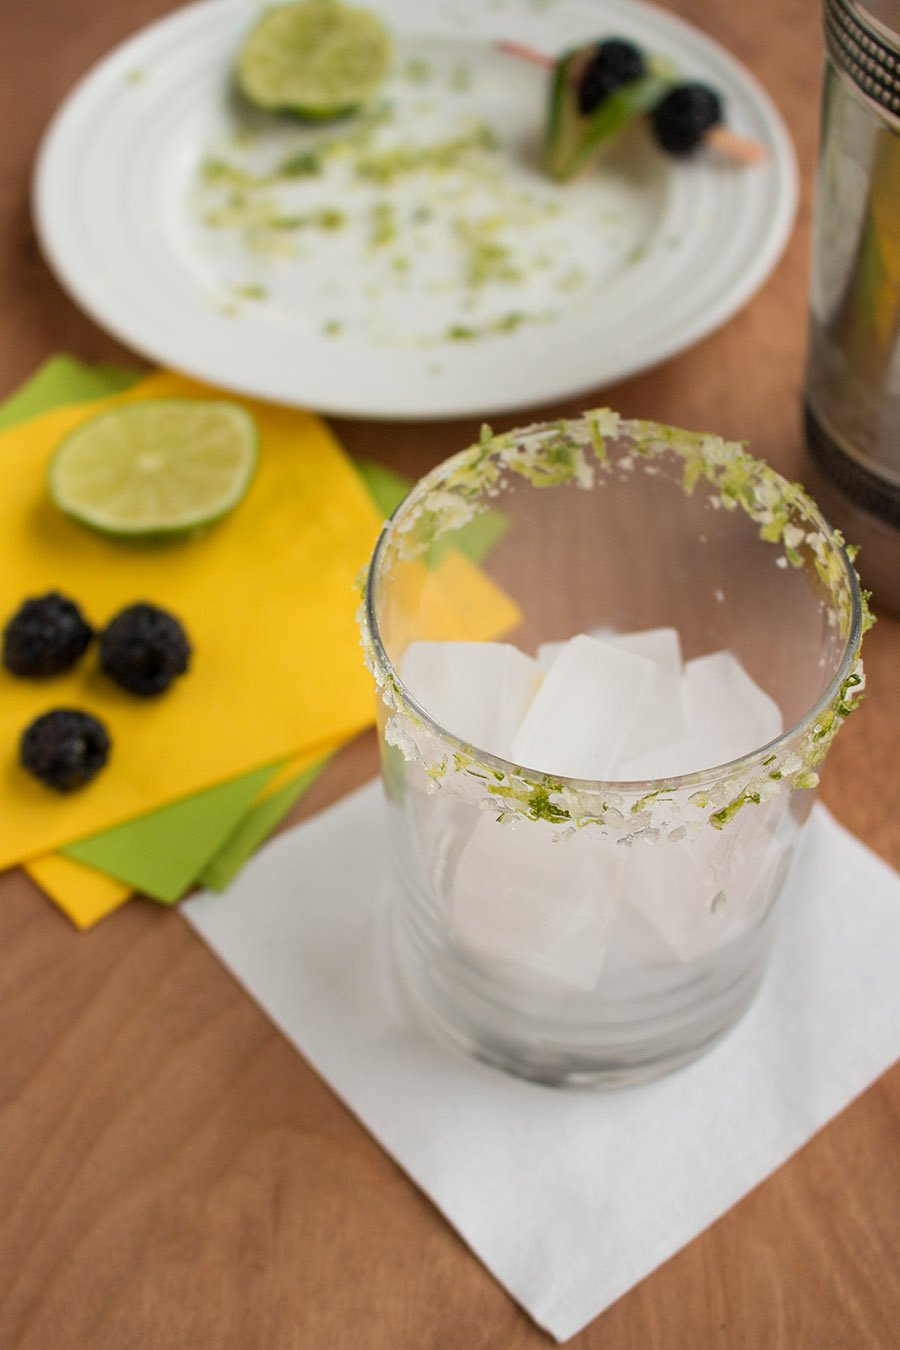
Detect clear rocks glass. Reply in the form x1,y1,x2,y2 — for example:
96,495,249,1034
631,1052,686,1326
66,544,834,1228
361,412,868,1088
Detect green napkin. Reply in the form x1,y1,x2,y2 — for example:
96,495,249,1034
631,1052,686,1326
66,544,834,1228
63,763,281,902
198,755,331,891
0,355,137,429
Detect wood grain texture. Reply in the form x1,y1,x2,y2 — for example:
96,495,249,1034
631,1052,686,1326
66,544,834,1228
2,1,899,1346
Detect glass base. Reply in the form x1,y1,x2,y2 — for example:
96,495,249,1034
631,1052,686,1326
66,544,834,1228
387,904,774,1090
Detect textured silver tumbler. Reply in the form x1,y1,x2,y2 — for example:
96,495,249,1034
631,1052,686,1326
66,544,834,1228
805,0,900,609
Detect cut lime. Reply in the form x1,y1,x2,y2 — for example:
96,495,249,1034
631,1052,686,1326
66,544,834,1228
236,0,391,118
49,399,258,538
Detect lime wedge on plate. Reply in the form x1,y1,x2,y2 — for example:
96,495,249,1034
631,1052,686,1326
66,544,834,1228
49,399,258,538
236,0,391,119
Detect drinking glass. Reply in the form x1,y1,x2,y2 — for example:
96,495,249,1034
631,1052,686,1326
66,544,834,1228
361,412,868,1088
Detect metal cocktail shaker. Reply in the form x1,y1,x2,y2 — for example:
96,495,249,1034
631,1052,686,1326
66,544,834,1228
804,0,900,610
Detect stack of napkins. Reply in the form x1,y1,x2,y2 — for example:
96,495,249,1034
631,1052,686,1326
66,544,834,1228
0,358,517,926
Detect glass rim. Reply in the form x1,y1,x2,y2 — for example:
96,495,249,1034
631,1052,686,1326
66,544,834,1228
364,419,865,794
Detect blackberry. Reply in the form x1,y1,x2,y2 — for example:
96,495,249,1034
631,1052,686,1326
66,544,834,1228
2,591,93,678
99,602,191,697
20,708,110,792
577,39,646,115
651,82,723,156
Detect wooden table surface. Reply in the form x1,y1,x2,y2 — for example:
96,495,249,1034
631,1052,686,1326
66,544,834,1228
2,1,899,1346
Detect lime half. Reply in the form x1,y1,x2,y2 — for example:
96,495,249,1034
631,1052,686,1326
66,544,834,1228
49,399,258,538
236,0,391,118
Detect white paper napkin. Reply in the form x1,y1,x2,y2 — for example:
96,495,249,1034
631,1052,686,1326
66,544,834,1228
183,784,900,1343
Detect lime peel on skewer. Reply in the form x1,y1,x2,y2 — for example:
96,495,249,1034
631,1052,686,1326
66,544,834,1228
497,38,766,181
543,45,672,182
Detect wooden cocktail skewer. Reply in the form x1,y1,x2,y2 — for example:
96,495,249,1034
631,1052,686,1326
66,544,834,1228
704,126,768,164
496,39,768,165
496,39,555,66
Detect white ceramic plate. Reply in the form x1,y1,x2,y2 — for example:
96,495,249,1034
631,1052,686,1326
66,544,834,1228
33,0,797,419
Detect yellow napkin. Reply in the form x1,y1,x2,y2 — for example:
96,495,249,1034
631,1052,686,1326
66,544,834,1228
382,551,524,653
0,370,383,868
25,854,132,928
